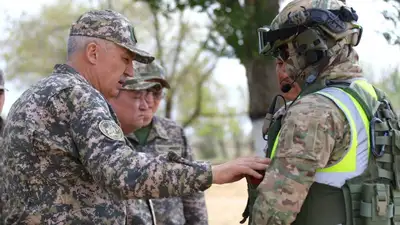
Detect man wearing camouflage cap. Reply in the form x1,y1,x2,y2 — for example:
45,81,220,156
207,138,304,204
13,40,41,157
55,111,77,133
109,76,160,225
242,0,400,225
126,61,209,225
108,76,157,134
0,9,270,224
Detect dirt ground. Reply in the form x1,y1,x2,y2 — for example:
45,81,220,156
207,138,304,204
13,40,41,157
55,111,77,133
204,179,248,225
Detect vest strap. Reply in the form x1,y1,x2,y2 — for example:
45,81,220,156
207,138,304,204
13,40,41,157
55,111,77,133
377,167,393,180
359,201,394,218
392,190,400,224
376,153,392,163
376,136,391,146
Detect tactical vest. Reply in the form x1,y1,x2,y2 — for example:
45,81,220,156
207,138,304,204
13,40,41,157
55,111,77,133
241,78,400,225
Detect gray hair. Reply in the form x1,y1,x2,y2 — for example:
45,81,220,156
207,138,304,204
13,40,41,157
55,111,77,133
66,36,111,60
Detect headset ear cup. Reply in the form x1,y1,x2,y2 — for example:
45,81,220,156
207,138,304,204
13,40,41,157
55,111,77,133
305,50,326,65
305,50,318,64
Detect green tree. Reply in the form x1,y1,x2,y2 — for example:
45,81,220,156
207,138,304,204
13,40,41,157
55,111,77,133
381,0,400,44
0,0,239,130
187,78,248,160
373,69,400,110
143,0,281,151
0,1,92,84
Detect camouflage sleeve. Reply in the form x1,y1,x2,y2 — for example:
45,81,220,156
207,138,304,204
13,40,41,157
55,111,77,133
180,130,209,225
251,94,347,225
50,86,212,199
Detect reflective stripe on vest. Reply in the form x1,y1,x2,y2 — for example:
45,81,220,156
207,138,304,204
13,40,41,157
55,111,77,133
270,79,376,188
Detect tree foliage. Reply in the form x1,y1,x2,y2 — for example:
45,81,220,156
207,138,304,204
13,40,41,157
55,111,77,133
381,0,400,44
154,0,281,120
0,1,91,85
374,69,400,110
0,0,244,130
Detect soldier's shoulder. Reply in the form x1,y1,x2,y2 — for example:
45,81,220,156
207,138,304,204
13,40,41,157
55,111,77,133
284,93,345,125
155,116,182,131
7,74,104,124
290,93,342,114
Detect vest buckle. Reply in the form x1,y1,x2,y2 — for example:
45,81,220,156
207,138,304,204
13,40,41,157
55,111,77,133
376,184,389,216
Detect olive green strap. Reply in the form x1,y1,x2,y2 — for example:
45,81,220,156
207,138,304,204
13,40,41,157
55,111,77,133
392,190,400,224
378,168,394,180
343,184,355,225
376,153,392,163
360,201,394,218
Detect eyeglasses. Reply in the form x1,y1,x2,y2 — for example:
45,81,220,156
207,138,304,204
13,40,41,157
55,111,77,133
146,89,165,100
133,89,165,101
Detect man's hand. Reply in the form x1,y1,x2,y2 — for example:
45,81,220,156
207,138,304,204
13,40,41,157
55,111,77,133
211,157,270,185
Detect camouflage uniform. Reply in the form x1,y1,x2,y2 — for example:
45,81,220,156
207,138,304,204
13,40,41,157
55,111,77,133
0,10,213,225
118,74,159,225
126,117,209,225
251,0,364,224
125,63,208,225
252,75,353,224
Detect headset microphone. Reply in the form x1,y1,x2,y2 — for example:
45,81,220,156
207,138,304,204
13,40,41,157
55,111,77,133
280,78,297,93
281,83,292,93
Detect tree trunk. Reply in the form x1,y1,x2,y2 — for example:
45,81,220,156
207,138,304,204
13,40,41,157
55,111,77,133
164,95,173,119
234,137,242,157
244,58,280,155
107,0,113,9
218,139,228,159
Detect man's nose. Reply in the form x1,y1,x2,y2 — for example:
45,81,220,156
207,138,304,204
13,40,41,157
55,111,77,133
125,61,134,77
145,94,155,106
139,97,149,110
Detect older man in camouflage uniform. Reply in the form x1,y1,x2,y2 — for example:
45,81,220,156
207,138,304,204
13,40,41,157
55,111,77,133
126,62,209,225
0,9,269,224
247,0,376,224
109,76,160,225
108,76,156,135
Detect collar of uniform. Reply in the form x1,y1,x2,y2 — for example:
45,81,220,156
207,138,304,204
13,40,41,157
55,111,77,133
147,116,169,141
127,117,169,144
53,64,121,128
126,132,139,143
53,64,91,86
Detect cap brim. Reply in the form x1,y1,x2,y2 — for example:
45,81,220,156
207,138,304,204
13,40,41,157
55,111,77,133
139,82,160,90
142,77,170,89
117,42,155,64
121,81,160,91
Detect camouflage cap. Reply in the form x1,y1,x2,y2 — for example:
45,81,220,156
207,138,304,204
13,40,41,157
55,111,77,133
134,61,170,89
0,69,5,90
69,9,154,64
121,76,161,91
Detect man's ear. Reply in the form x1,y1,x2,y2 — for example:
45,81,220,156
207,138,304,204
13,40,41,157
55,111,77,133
86,42,98,64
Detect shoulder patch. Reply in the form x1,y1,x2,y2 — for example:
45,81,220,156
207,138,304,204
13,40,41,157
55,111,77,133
99,120,124,141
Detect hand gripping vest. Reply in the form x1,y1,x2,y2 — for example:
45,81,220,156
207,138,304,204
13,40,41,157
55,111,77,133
241,78,400,225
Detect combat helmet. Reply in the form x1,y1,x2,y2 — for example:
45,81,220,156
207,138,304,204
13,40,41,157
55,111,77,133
257,0,362,84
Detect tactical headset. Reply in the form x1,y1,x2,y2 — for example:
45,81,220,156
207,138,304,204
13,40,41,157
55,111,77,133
258,6,362,93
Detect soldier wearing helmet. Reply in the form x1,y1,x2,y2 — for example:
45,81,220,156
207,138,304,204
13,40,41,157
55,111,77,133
241,0,398,225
